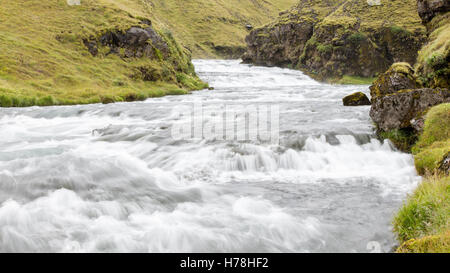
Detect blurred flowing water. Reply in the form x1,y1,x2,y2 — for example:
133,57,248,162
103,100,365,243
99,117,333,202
0,60,420,252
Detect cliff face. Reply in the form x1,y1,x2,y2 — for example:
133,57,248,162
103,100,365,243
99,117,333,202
0,0,207,107
242,0,427,82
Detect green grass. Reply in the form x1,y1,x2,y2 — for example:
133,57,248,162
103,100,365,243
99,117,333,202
149,0,298,58
0,0,208,107
415,13,450,88
379,128,418,152
397,230,450,253
335,75,376,85
393,176,450,244
394,103,450,253
412,104,450,175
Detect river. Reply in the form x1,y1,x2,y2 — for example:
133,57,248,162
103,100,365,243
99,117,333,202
0,60,420,252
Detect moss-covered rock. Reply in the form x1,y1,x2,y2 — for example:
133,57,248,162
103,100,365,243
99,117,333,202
370,88,450,132
243,0,427,82
369,63,421,99
342,92,371,106
397,231,450,253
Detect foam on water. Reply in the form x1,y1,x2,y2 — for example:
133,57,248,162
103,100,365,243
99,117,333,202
0,60,420,252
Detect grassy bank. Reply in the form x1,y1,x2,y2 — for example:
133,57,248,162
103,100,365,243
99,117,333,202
149,0,297,58
393,103,450,253
0,0,207,107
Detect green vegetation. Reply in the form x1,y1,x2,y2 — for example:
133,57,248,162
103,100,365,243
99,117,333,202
415,13,450,88
412,104,450,175
397,231,450,253
347,32,367,44
394,176,450,251
149,0,297,58
379,129,418,153
335,75,375,85
0,0,208,107
394,104,450,253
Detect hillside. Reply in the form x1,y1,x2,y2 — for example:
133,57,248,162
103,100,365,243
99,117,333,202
148,0,298,58
0,0,207,107
242,0,427,83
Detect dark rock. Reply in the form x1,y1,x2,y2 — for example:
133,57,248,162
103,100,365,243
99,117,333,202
85,26,169,59
417,0,450,24
83,39,98,56
410,117,426,133
242,21,314,67
369,63,421,99
438,151,450,175
208,87,215,90
343,92,371,106
370,88,450,131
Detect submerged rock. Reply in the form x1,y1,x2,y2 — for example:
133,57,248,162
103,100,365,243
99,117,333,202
343,92,371,106
370,88,450,131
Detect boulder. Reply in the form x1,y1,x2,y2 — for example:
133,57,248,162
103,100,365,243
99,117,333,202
343,92,371,106
369,63,421,99
417,0,450,24
370,88,450,131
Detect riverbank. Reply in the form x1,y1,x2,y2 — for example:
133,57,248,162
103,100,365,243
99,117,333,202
0,0,208,108
393,103,449,253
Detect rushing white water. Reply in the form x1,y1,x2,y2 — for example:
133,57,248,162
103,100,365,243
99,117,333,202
0,60,420,253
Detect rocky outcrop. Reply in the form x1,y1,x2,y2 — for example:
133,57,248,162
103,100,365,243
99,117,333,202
84,23,169,60
370,0,450,135
342,92,371,106
414,2,450,89
243,21,314,67
242,0,427,82
370,87,450,131
417,0,450,24
369,63,421,99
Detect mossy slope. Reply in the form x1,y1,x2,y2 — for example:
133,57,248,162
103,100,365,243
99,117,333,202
394,104,450,253
0,0,207,107
415,13,450,89
148,0,298,58
413,103,450,175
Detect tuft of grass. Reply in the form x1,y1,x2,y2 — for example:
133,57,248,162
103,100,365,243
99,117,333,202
347,32,367,44
379,128,418,152
393,176,450,243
